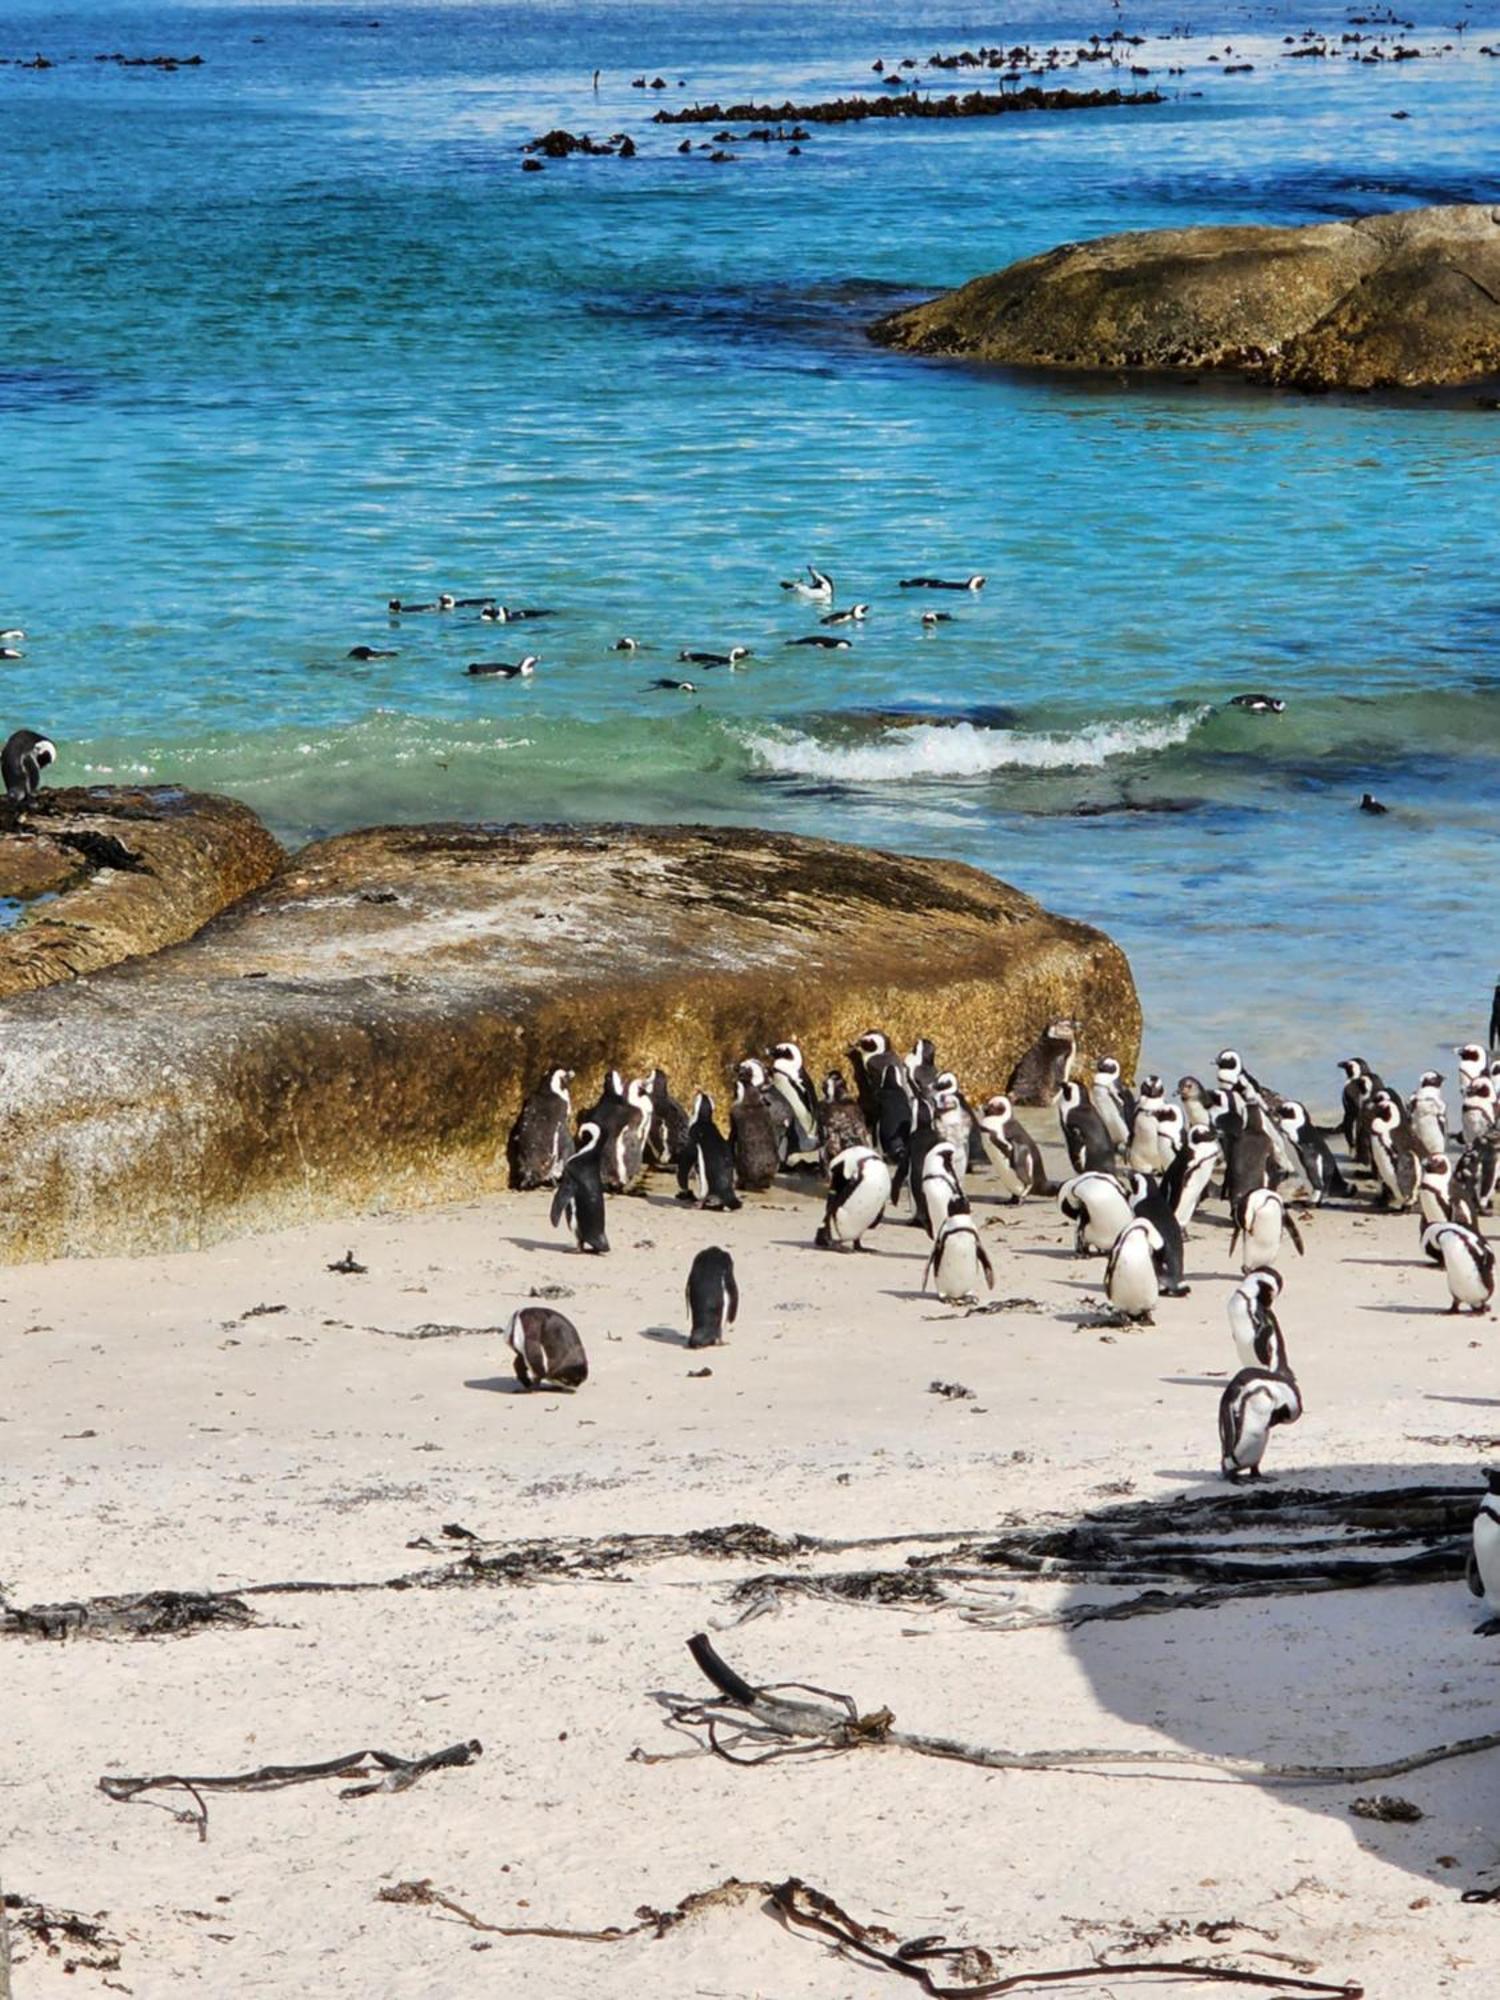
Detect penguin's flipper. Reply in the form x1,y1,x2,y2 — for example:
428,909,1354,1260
1284,1210,1306,1257
921,1247,936,1293
1227,1222,1241,1260
977,1241,995,1292
1468,1548,1486,1598
548,1179,572,1230
725,1266,739,1325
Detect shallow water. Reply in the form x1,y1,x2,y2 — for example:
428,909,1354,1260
7,0,1500,1099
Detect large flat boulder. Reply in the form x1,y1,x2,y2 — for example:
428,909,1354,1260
871,203,1500,391
0,821,1138,1261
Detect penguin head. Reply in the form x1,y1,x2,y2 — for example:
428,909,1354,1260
548,1067,574,1098
1240,1267,1284,1308
387,598,403,612
934,1070,960,1095
1057,1079,1083,1109
1337,1056,1367,1079
1095,1056,1121,1082
601,1068,625,1100
691,1090,715,1121
728,646,749,663
1421,1153,1451,1183
1486,1466,1500,1495
1177,1075,1204,1102
908,1037,937,1068
627,1076,653,1113
33,738,55,770
737,1056,767,1088
966,574,986,589
771,1041,804,1077
821,1068,850,1102
1419,1070,1445,1089
982,1093,1012,1120
1137,1073,1165,1102
1215,1049,1243,1083
854,1030,889,1058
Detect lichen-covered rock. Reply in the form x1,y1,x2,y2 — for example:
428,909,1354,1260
0,822,1138,1261
0,788,282,998
871,203,1500,392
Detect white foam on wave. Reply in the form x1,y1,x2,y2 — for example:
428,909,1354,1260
740,709,1209,783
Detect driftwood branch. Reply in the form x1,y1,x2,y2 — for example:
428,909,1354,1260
676,1633,1500,1787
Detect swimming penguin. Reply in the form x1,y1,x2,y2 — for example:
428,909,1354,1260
686,1245,739,1348
1230,1186,1305,1273
508,1305,589,1389
679,646,749,669
1007,1018,1078,1106
677,1092,741,1210
1469,1467,1500,1633
466,655,538,679
1228,1268,1286,1371
768,1041,822,1167
1,730,56,803
1128,1172,1189,1295
506,1067,575,1189
821,604,868,625
976,1094,1047,1199
1409,1071,1449,1160
0,628,25,641
730,1073,780,1192
1219,1361,1302,1481
549,1122,610,1253
1272,1100,1350,1205
1358,792,1388,815
1090,1056,1135,1154
1104,1217,1165,1325
1166,1127,1222,1231
815,1145,892,1251
917,1139,964,1237
923,1198,995,1304
387,597,439,614
1059,1170,1134,1256
612,636,639,652
1057,1081,1117,1176
1227,693,1286,714
649,678,697,693
785,634,851,650
1424,1221,1495,1315
1367,1091,1419,1208
347,645,398,660
780,564,834,603
816,1070,871,1172
920,610,954,627
481,604,555,622
898,574,986,591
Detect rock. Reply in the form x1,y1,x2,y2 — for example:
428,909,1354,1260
0,788,282,1000
871,203,1500,392
0,822,1137,1262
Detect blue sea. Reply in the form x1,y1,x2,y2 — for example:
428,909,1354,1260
6,0,1499,1101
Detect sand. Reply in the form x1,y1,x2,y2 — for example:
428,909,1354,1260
2,1142,1497,1997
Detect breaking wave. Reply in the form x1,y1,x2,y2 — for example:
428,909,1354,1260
739,708,1211,783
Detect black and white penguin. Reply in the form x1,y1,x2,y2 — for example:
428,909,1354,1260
644,1068,692,1168
347,644,398,660
1458,1042,1489,1091
1409,1071,1449,1161
1,729,56,803
1090,1056,1134,1153
1456,1131,1500,1219
1227,693,1286,714
580,1070,634,1191
1272,1100,1350,1205
920,610,954,627
1007,1018,1078,1107
1358,792,1388,816
917,1139,964,1238
730,1074,780,1192
780,564,834,602
816,1145,892,1250
1177,1076,1213,1133
549,1122,610,1253
648,677,697,693
619,1076,654,1190
466,654,537,679
1127,1084,1172,1173
816,1070,870,1172
1057,1081,1117,1176
1059,1171,1133,1256
612,636,639,652
923,1197,995,1304
506,1067,575,1189
1165,1127,1222,1231
847,1030,904,1129
0,627,26,641
769,1042,822,1166
1469,1467,1500,1634
481,604,555,622
1227,1268,1286,1372
898,574,986,591
1223,1108,1279,1209
1219,1361,1301,1481
875,1064,916,1196
1104,1217,1165,1325
785,634,851,650
1338,1056,1379,1158
677,1092,741,1211
686,1245,739,1348
821,603,868,626
1490,980,1500,1054
1153,1103,1187,1167
387,596,438,614
509,1305,589,1389
976,1094,1047,1199
1230,1187,1304,1273
1128,1172,1189,1295
906,1037,941,1099
1423,1221,1495,1315
679,646,749,669
1367,1091,1419,1208
930,1075,974,1166
1462,1076,1497,1147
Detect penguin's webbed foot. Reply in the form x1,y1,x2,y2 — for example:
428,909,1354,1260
1476,1617,1500,1637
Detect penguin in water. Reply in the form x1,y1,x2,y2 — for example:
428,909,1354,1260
1468,1467,1500,1634
1127,1172,1189,1295
1273,1101,1351,1204
506,1067,574,1189
769,1041,822,1167
816,1069,870,1172
644,1068,692,1168
815,1145,891,1251
730,1073,780,1191
1423,1221,1495,1315
1059,1171,1134,1256
1104,1217,1165,1325
686,1246,739,1349
466,654,537,679
1230,1187,1305,1273
780,564,834,603
648,678,697,694
677,1093,741,1211
508,1306,589,1389
1227,693,1285,714
1007,1018,1077,1107
348,644,398,660
549,1122,610,1253
679,646,749,669
1227,1268,1286,1371
2,730,56,803
1219,1360,1302,1481
785,634,851,650
1057,1081,1116,1175
924,1197,995,1304
898,574,986,592
976,1094,1046,1199
821,603,868,626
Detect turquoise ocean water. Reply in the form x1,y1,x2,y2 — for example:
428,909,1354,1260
6,0,1500,1099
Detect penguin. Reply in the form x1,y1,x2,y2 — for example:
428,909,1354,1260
506,1066,574,1189
1216,1049,1280,1115
0,647,22,661
1338,1057,1379,1157
618,1076,654,1190
509,1305,589,1389
1417,1152,1476,1252
1409,1071,1449,1160
847,1030,904,1129
549,1122,609,1253
976,1094,1046,1199
1227,693,1285,713
387,597,439,613
1458,1042,1489,1091
730,1074,780,1192
1177,1076,1213,1133
930,1077,973,1168
1227,1268,1286,1372
644,1068,692,1168
1127,1092,1171,1173
1058,1171,1133,1257
816,1069,870,1172
612,636,639,652
480,604,555,622
679,646,749,669
1456,1131,1500,1219
735,1056,792,1161
1166,1127,1222,1231
1104,1217,1165,1325
1007,1018,1078,1107
1272,1100,1351,1205
1152,1102,1187,1166
1230,1186,1304,1273
1090,1056,1134,1153
1058,1081,1120,1177
876,1064,917,1198
1128,1172,1189,1295
1462,1076,1498,1146
920,610,954,627
1,730,56,803
784,634,851,650
898,574,986,591
1469,1467,1500,1633
1203,1087,1243,1152
815,1145,892,1251
347,644,398,660
466,655,537,679
1223,1107,1279,1208
0,628,25,640
1367,1091,1419,1208
780,564,834,603
1219,1362,1302,1481
768,1042,822,1167
1423,1222,1495,1315
677,1092,741,1210
906,1037,941,1099
648,678,697,693
900,1098,943,1219
686,1245,739,1348
923,1197,995,1304
1358,792,1388,815
917,1139,964,1238
581,1070,635,1192
821,603,868,626
1490,979,1500,1054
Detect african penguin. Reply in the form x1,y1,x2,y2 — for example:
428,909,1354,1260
508,1306,589,1390
1059,1171,1133,1256
1273,1101,1351,1205
1227,1269,1286,1372
644,1068,692,1168
1230,1187,1304,1273
465,654,538,679
769,1042,822,1166
549,1122,610,1254
815,1145,891,1251
506,1067,574,1189
1,730,56,803
686,1246,739,1349
1409,1071,1449,1161
917,1140,964,1238
1462,1076,1497,1146
1128,1172,1189,1295
1469,1467,1500,1634
677,1093,741,1211
817,1070,871,1171
1007,1018,1078,1107
923,1198,995,1304
977,1094,1045,1201
1090,1056,1134,1153
1167,1128,1222,1231
1104,1217,1165,1325
1423,1222,1495,1315
1367,1092,1419,1208
1057,1081,1116,1176
1219,1362,1301,1481
730,1075,780,1192
780,564,834,602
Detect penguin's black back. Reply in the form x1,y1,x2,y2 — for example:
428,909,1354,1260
686,1245,738,1347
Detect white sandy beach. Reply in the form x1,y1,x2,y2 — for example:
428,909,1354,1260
3,1146,1498,1997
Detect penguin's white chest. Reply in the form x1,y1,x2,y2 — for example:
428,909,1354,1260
834,1167,890,1242
1082,1188,1132,1250
920,1166,959,1232
1109,1239,1158,1315
1474,1506,1500,1609
1442,1239,1490,1307
985,1133,1025,1197
1228,1300,1261,1371
1242,1205,1283,1272
1176,1155,1216,1227
934,1229,980,1302
1228,1387,1278,1471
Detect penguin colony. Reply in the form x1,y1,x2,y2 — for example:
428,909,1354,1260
505,1003,1500,1615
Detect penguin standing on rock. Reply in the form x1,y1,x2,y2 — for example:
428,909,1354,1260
550,1123,610,1253
1468,1467,1500,1633
1104,1217,1165,1325
1,729,55,804
678,1093,741,1210
1219,1360,1302,1481
506,1067,574,1189
816,1146,891,1251
1424,1222,1495,1315
508,1306,589,1390
924,1197,995,1304
686,1246,739,1348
